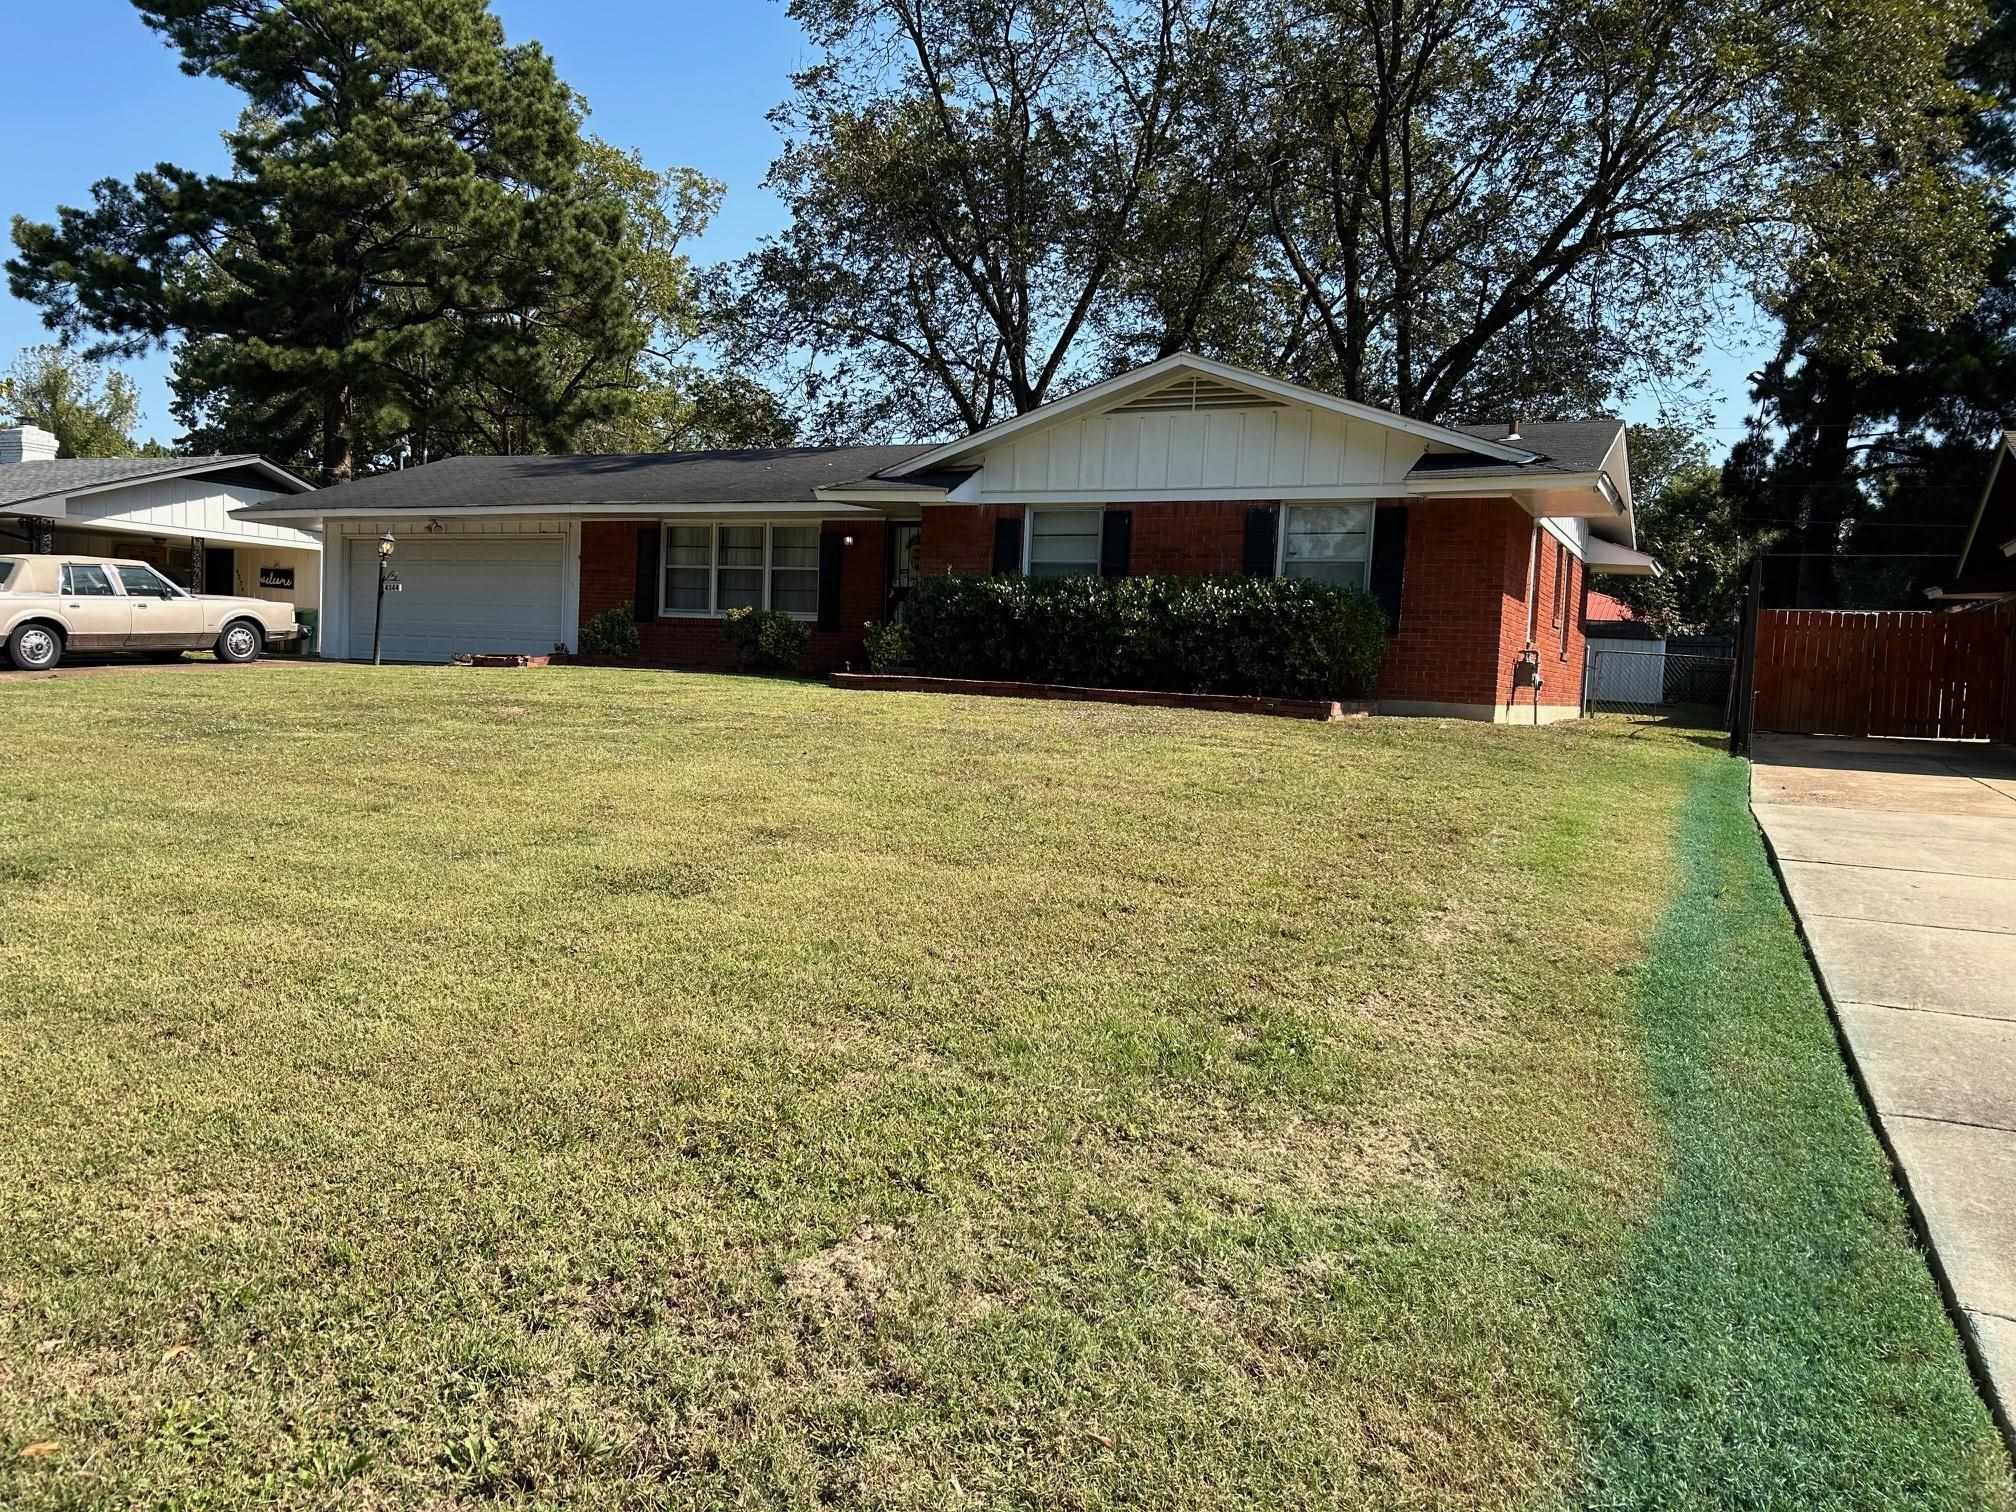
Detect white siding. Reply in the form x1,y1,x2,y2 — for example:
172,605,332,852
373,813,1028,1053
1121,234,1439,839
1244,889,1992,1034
65,477,321,551
974,404,1429,500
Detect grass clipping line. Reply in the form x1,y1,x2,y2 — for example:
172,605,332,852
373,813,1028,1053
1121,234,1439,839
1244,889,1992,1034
1569,756,2016,1511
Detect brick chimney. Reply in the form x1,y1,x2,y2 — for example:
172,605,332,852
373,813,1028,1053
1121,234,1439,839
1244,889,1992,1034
0,425,60,464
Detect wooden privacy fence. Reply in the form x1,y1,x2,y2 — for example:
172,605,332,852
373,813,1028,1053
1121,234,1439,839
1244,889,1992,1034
1753,606,2016,740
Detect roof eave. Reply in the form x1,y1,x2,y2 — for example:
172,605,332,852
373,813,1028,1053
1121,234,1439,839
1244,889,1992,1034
0,453,315,515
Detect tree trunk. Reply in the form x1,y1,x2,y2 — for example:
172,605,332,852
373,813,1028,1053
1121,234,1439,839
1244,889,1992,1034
321,383,354,484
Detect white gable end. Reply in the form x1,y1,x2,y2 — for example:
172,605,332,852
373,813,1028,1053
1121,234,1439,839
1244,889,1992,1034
968,384,1428,503
66,476,321,550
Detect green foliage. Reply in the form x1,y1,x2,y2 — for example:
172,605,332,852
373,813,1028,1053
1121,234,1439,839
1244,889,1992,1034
1605,427,1762,633
0,346,150,457
861,619,912,672
721,606,812,672
577,605,641,659
725,0,1992,437
906,573,1387,699
8,0,638,480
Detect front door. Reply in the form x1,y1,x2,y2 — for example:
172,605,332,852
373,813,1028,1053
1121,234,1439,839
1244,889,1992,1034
58,562,131,651
204,547,236,596
887,523,922,621
114,562,208,647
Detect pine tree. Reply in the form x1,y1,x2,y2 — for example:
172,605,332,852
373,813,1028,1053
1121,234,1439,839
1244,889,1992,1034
7,0,637,481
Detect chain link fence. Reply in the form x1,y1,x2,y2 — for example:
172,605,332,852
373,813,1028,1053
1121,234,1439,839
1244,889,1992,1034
1583,644,1736,727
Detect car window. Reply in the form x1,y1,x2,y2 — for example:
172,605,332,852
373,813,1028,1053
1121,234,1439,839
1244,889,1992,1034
0,561,15,591
61,564,118,597
114,564,183,599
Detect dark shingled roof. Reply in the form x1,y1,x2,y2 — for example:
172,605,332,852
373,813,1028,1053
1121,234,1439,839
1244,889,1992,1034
1406,419,1623,479
0,455,301,510
237,445,949,515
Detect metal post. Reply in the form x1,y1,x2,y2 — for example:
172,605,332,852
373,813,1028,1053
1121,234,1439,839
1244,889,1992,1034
1728,554,1763,755
372,552,387,666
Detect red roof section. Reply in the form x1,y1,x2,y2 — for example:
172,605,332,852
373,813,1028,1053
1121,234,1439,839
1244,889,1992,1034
1584,589,1637,623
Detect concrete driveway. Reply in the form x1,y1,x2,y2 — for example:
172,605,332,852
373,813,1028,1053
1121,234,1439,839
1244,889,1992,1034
1752,734,2016,1443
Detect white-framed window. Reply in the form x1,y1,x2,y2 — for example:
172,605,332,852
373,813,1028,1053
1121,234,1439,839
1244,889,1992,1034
1280,504,1373,591
1025,507,1103,578
660,522,823,619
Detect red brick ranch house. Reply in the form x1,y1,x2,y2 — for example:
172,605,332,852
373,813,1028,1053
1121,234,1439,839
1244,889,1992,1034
240,355,1657,721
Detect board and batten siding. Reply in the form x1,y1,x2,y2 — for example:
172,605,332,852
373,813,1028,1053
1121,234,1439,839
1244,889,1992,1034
66,477,321,552
975,405,1429,499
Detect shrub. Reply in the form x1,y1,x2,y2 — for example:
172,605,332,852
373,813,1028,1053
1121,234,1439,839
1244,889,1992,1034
905,573,1386,699
862,620,912,673
579,605,641,658
721,606,811,672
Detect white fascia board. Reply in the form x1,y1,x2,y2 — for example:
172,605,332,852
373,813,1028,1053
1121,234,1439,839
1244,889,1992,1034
809,487,951,504
880,351,1539,477
960,482,1400,506
58,511,320,551
1403,470,1610,500
1584,538,1662,576
238,500,889,526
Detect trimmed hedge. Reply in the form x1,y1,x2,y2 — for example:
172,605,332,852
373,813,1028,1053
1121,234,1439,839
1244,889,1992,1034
906,573,1386,699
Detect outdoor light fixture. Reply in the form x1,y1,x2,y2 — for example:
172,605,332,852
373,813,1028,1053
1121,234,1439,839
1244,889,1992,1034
843,535,856,547
372,532,397,665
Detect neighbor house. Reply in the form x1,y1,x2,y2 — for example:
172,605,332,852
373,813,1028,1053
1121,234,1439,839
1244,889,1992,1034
0,424,321,611
1929,428,2016,604
238,354,1657,720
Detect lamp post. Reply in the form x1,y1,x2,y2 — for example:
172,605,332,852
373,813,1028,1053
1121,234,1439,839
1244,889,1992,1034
371,531,396,665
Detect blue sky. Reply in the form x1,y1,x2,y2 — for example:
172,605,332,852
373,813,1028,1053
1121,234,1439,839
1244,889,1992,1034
0,0,1774,450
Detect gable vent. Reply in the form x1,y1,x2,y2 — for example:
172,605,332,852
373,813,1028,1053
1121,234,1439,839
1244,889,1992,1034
1110,376,1285,415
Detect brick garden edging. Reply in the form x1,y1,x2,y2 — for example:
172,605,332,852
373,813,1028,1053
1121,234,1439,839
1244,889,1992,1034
829,672,1370,722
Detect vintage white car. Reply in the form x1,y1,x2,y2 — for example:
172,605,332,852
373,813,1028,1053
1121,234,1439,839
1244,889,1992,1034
0,554,304,671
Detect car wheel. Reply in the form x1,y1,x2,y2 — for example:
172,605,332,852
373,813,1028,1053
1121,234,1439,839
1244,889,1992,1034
7,622,63,672
216,620,263,664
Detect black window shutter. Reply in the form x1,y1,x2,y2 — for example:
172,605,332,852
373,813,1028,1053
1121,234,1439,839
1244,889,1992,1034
633,525,661,622
1242,505,1279,577
817,529,844,631
1099,510,1132,578
991,514,1024,576
1369,505,1409,632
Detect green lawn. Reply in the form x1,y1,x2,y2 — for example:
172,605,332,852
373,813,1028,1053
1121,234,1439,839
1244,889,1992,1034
0,666,2005,1510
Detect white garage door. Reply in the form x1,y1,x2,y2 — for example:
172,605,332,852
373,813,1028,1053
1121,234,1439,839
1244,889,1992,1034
345,535,566,662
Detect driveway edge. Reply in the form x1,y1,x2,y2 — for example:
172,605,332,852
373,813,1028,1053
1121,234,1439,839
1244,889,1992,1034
1747,778,2016,1461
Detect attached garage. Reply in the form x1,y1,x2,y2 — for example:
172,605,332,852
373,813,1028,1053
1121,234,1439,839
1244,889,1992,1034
328,525,578,662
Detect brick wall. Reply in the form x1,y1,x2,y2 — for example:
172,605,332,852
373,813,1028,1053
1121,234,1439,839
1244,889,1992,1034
578,520,888,673
584,503,1594,711
1538,533,1587,708
1130,500,1251,575
1376,497,1533,708
921,500,1255,577
921,504,1020,575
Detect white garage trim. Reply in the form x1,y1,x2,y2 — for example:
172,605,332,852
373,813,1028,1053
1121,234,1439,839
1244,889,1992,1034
320,518,578,661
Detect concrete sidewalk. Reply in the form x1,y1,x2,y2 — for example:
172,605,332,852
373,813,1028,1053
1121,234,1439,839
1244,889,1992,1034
1752,734,2016,1447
